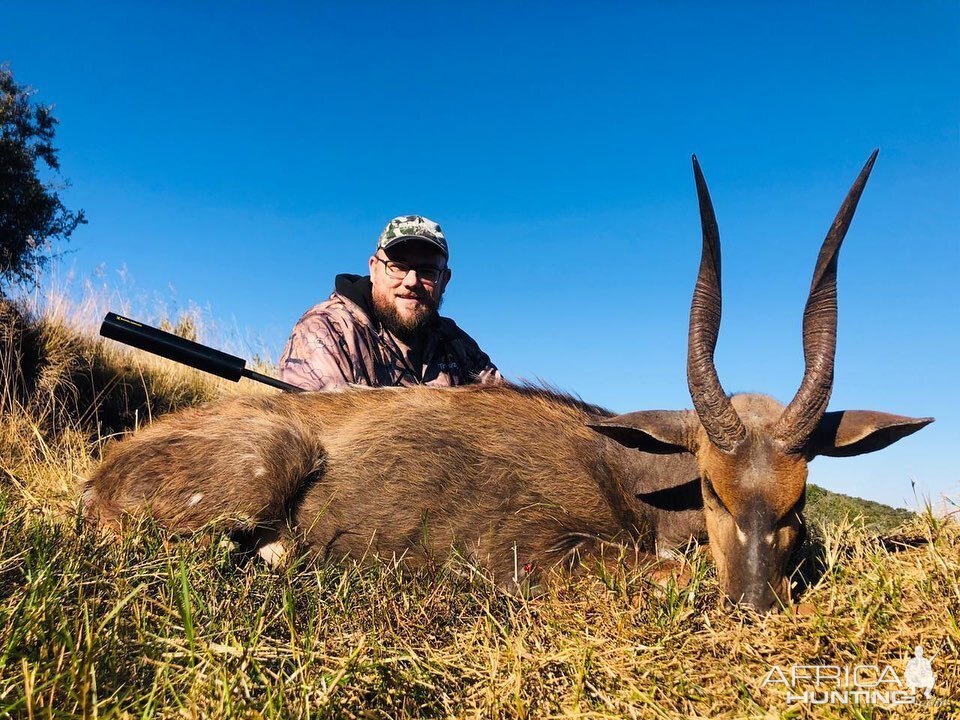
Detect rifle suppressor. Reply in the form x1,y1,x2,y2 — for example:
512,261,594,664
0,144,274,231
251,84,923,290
99,312,302,392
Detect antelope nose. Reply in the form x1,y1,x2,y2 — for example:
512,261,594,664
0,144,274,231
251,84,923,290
724,590,780,614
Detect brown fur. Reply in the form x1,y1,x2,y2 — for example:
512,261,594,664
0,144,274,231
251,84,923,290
698,395,807,521
88,380,928,609
82,367,931,611
83,384,706,590
83,370,930,610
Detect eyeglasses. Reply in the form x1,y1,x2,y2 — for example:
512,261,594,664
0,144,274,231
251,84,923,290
373,255,446,284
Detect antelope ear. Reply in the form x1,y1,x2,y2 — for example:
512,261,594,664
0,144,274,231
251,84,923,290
807,411,933,458
587,410,696,454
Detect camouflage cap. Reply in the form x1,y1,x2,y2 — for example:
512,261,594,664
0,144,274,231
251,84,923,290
376,215,448,259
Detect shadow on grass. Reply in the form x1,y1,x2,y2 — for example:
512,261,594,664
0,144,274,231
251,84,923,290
2,299,217,445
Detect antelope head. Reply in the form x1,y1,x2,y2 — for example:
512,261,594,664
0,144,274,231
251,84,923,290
590,152,932,610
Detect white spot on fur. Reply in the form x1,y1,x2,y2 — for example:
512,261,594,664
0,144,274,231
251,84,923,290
736,527,748,544
258,540,287,568
187,493,203,507
253,467,267,478
657,544,680,560
764,531,776,545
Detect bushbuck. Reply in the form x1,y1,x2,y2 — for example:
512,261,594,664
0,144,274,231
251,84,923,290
83,152,931,610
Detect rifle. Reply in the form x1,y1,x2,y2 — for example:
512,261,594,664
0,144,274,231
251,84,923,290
99,312,303,392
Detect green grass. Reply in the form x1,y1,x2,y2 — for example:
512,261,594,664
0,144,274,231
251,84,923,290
1,491,956,718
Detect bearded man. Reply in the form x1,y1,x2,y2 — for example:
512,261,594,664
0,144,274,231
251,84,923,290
279,215,500,391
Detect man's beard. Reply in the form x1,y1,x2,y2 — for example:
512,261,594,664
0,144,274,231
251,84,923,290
371,289,442,345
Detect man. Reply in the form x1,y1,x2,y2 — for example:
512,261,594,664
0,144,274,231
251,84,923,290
280,215,500,391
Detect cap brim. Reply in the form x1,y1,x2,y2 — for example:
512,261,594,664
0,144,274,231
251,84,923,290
380,235,448,258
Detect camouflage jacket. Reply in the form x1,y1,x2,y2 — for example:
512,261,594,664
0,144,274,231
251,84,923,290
279,274,500,391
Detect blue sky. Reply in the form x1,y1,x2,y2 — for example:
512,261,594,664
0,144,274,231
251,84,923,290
3,2,957,508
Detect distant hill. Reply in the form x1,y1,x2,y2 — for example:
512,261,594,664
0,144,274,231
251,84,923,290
805,483,914,533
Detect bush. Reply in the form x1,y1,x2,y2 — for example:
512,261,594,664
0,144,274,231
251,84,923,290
0,64,85,293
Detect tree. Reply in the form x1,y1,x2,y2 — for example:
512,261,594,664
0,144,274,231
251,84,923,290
0,64,85,293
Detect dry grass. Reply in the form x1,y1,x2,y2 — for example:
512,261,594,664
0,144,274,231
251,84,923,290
0,295,956,718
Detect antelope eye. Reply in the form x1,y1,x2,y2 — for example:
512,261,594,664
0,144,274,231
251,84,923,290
701,476,729,511
701,476,716,497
